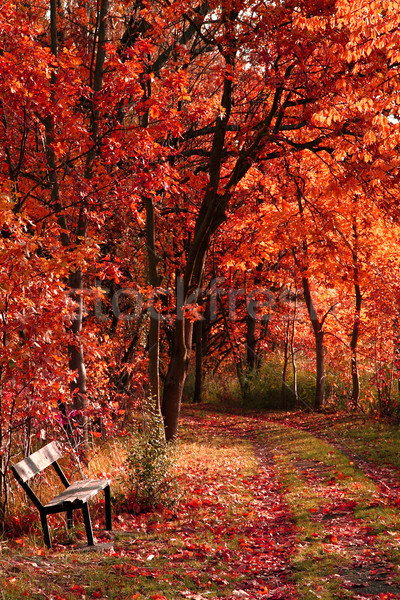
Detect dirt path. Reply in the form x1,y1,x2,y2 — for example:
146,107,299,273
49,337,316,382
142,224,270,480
181,413,299,599
234,443,298,599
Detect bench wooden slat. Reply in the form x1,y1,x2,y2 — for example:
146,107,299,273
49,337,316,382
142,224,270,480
13,441,64,482
45,478,111,507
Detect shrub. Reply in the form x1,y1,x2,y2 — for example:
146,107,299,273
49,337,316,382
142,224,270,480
121,400,178,513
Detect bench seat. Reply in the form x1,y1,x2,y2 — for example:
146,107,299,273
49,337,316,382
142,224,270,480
45,478,111,509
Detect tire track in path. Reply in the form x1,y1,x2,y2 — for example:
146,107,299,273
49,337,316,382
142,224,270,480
265,414,400,599
283,413,400,509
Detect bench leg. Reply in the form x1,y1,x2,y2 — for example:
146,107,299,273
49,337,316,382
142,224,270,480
104,485,112,531
82,503,94,546
67,509,73,529
40,512,51,549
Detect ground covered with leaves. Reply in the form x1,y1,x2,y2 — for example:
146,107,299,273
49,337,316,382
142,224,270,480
2,409,400,600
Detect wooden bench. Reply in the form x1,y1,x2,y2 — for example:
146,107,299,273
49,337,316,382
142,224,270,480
11,441,112,549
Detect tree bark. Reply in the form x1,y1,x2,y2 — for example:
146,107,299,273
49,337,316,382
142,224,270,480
290,290,299,409
302,276,325,411
350,216,362,410
160,5,304,436
47,0,77,435
162,317,192,439
68,268,86,410
193,320,203,403
144,196,161,413
69,0,108,449
350,282,362,411
315,329,326,411
294,179,326,411
246,311,257,371
63,0,108,447
281,317,290,409
246,265,262,371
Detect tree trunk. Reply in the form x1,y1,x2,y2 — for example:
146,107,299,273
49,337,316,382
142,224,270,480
293,181,326,412
65,0,109,449
69,0,108,450
246,264,263,371
148,316,161,408
162,317,192,440
290,291,299,409
281,317,290,409
68,267,87,443
350,214,362,410
302,276,325,411
350,281,362,410
0,368,5,527
47,0,79,436
246,311,257,371
161,43,235,438
193,320,203,403
315,329,325,411
144,196,161,413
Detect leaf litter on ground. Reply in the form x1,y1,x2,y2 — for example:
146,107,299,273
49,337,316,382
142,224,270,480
3,409,400,599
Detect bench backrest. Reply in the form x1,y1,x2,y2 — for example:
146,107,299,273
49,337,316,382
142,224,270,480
12,441,63,482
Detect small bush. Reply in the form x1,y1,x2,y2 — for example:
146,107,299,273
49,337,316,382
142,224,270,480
121,400,178,513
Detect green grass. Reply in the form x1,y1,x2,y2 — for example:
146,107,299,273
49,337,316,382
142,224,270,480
328,416,400,470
